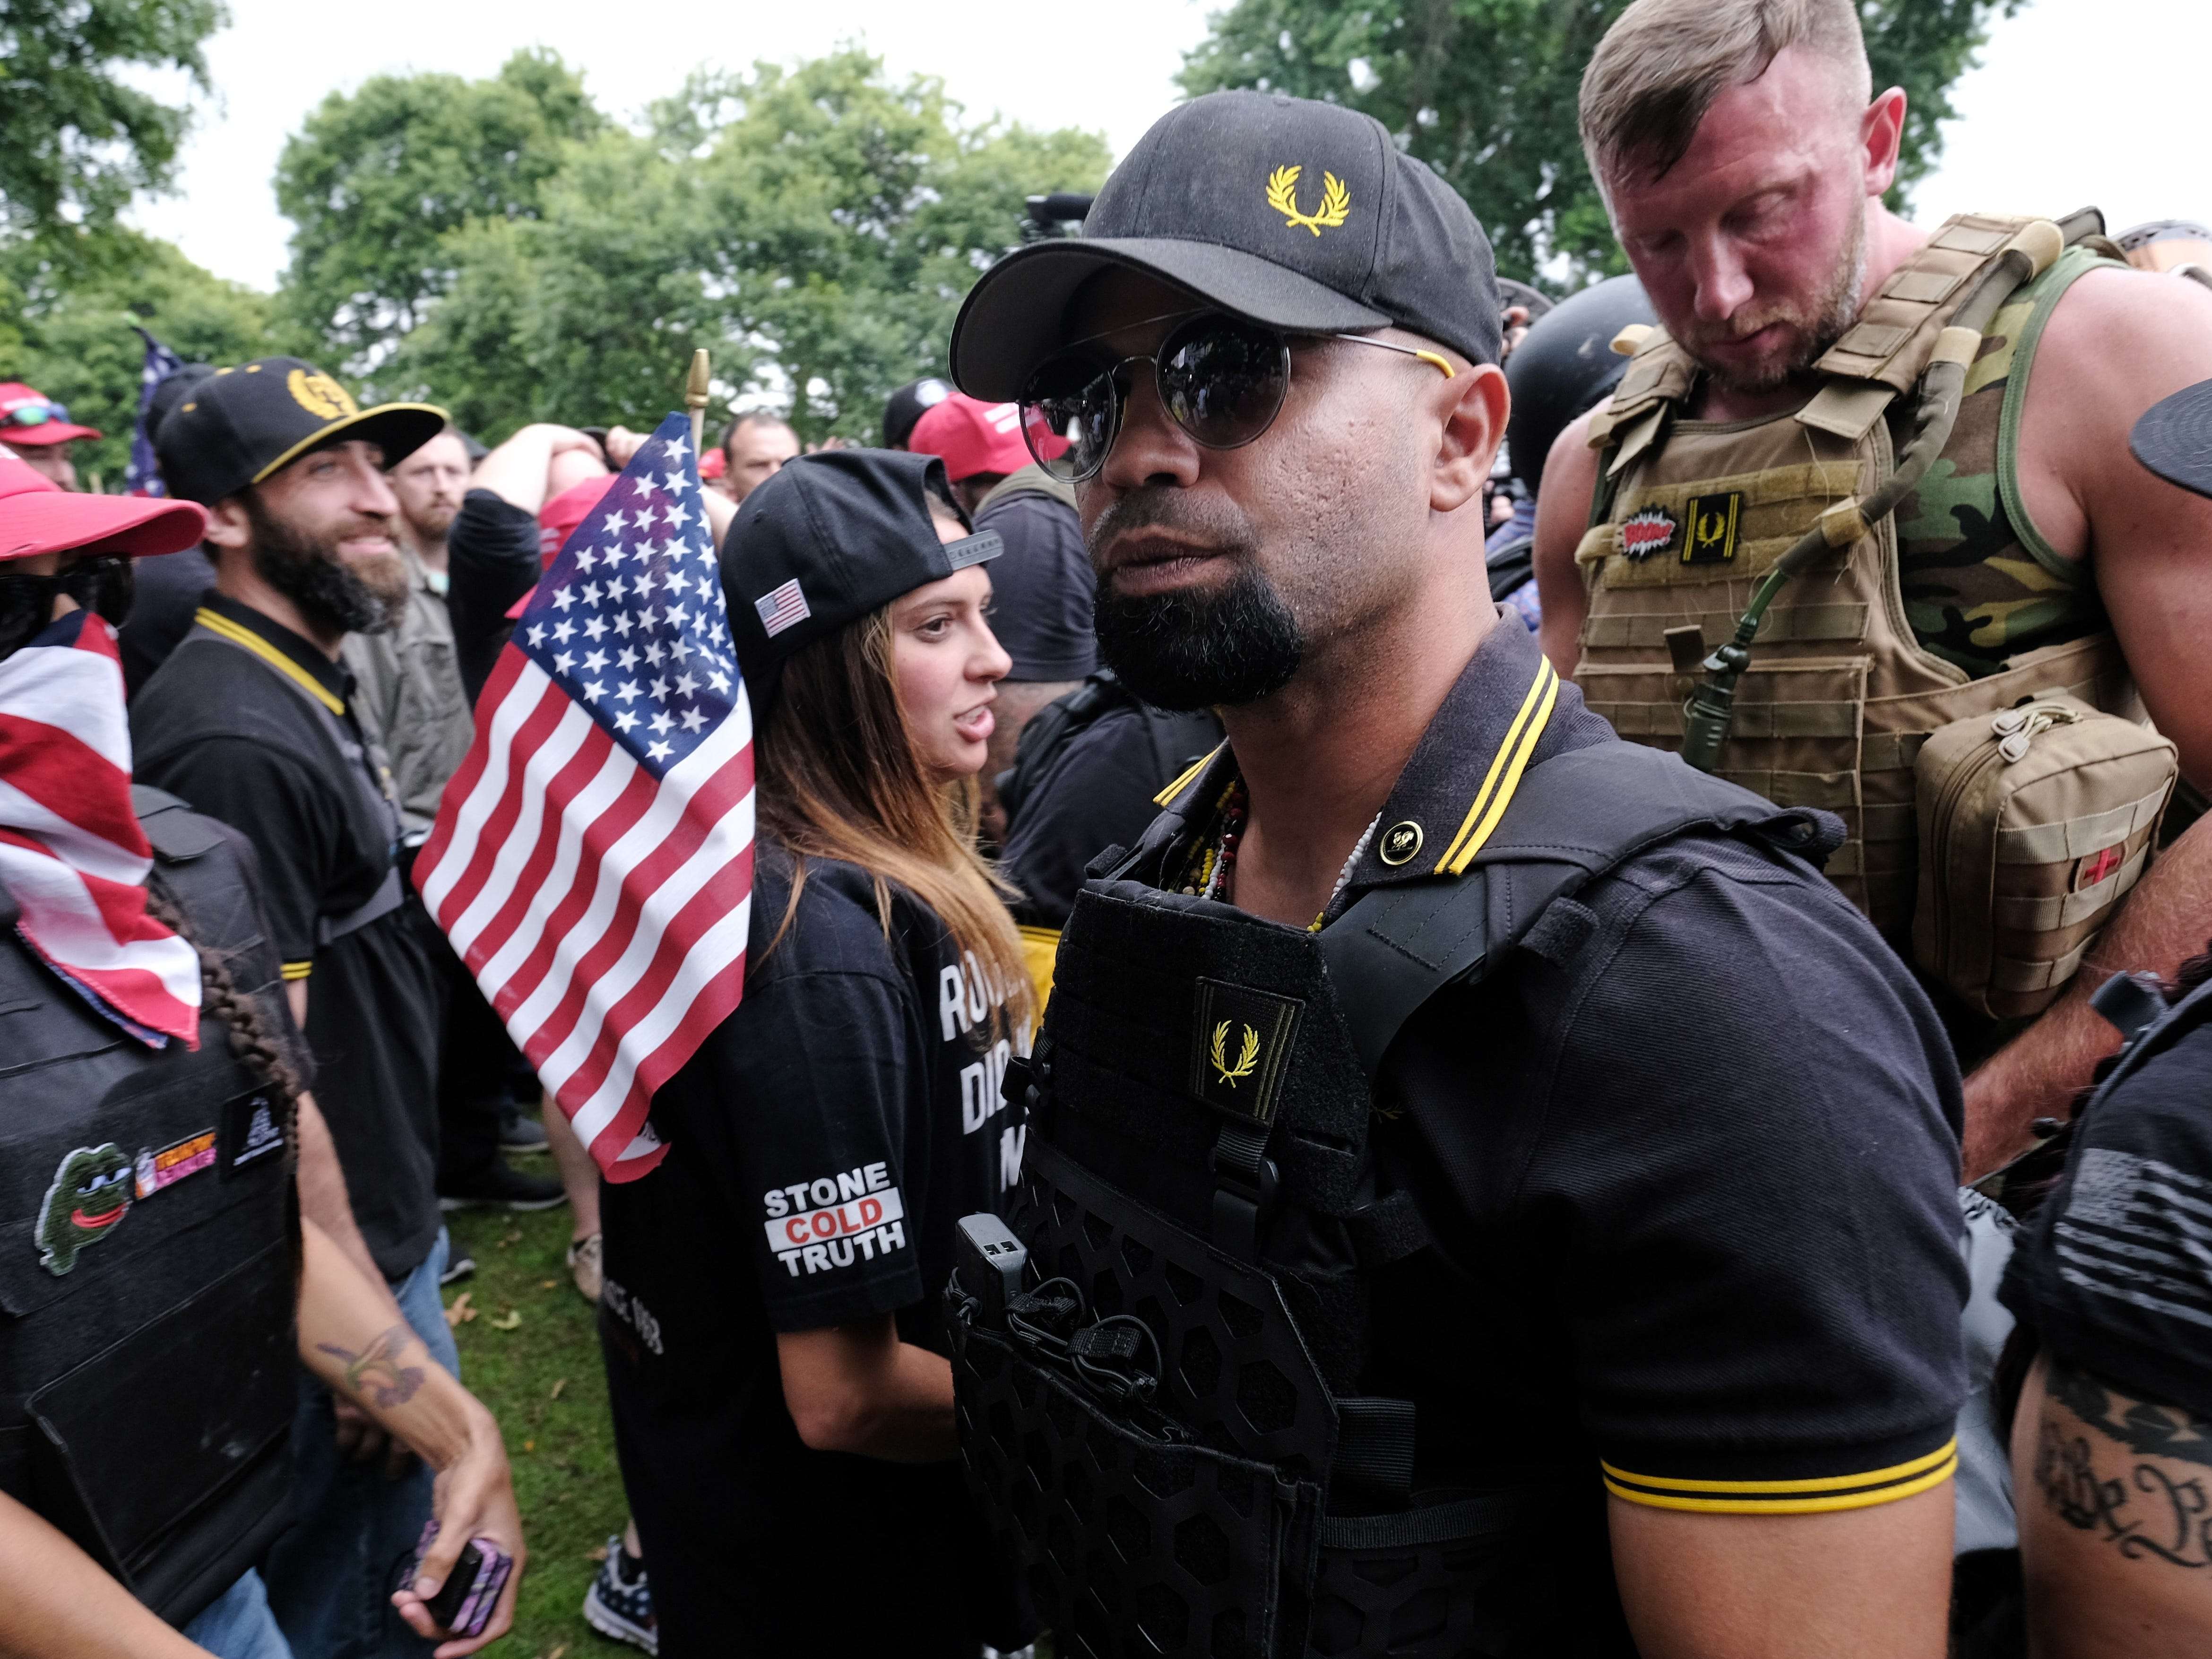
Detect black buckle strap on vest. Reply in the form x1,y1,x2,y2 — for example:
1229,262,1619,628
1210,1117,1279,1257
1322,741,1823,1080
1331,1395,1417,1511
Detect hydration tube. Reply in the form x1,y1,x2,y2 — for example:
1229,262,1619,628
1677,218,2069,774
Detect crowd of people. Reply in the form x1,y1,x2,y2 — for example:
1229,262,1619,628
5,0,2212,1655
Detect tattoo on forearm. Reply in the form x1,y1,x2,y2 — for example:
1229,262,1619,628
317,1324,426,1409
2035,1357,2212,1569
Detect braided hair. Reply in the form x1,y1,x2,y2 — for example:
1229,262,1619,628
141,885,303,1182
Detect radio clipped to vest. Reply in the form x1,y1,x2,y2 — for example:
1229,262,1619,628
1575,209,2159,1017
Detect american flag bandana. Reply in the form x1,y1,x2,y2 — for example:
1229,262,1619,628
0,612,201,1046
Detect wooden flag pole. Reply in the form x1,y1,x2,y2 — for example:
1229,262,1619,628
686,349,711,456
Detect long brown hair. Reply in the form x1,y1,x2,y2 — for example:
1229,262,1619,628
755,602,1030,1035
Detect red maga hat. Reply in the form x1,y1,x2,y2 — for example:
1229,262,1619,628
0,458,207,561
907,392,1034,482
0,382,102,446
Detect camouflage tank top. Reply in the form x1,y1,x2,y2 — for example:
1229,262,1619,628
1891,244,2119,676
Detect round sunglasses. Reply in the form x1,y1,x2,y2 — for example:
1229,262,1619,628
1017,311,1453,484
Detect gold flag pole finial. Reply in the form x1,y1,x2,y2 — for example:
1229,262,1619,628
686,349,711,456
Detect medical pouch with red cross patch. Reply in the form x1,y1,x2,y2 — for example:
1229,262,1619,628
1913,691,2178,1019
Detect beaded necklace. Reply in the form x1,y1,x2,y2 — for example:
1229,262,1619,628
1180,779,1379,933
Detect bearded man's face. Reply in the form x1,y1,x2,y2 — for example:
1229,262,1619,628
245,441,409,637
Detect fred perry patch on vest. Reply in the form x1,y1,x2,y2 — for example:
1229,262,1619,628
1682,492,1743,564
1189,977,1301,1125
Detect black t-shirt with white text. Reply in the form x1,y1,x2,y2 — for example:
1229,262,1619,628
598,847,1030,1656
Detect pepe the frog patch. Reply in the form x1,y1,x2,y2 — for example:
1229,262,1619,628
37,1143,136,1276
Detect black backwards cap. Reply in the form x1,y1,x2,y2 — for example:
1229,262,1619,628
2132,379,2212,501
154,356,445,507
722,449,1002,709
950,90,1503,401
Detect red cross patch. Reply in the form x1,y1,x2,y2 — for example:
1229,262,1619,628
2073,844,2126,892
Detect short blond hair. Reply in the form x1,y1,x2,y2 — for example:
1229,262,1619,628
1580,0,1872,185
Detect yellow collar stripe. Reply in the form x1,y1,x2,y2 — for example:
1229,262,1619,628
1434,656,1558,876
1154,742,1227,808
194,606,345,716
1600,1441,1958,1515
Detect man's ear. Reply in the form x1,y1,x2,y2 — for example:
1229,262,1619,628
1861,86,1908,199
1431,358,1508,516
202,494,252,556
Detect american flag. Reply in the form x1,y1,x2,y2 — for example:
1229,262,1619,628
0,613,201,1046
124,328,185,498
416,414,754,1181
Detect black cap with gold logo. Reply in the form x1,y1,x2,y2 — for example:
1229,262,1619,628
950,90,1502,401
154,356,447,506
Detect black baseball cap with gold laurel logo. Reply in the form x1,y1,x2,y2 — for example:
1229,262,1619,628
950,90,1503,401
155,356,446,506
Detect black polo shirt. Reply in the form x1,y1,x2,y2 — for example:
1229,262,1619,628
130,594,442,1281
1150,614,1970,1517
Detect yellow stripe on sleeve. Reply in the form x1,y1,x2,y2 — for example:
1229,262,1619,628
1600,1440,1959,1515
280,960,314,982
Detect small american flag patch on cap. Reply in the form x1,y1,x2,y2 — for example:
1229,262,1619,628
755,578,810,637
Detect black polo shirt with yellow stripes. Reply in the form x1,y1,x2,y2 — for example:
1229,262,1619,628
131,593,442,1281
1149,614,1970,1523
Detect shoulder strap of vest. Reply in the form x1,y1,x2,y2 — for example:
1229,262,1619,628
1319,742,1824,1079
1585,213,2061,458
131,784,227,863
1809,213,2045,394
997,672,1130,825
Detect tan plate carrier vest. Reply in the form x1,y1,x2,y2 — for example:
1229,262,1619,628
1573,213,2137,954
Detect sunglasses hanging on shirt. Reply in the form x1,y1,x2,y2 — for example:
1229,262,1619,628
1016,311,1453,485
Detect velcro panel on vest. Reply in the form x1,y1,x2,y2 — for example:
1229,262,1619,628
1575,656,1872,911
1815,213,2038,391
1584,460,1865,589
1586,333,1695,447
1048,880,1374,1214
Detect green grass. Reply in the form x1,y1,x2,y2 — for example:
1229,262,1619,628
441,1152,628,1659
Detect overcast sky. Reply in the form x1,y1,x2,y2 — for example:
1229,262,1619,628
130,0,2207,294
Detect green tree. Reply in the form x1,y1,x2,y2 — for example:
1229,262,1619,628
0,227,290,486
0,0,227,237
275,48,605,370
389,130,730,441
1179,0,2022,288
384,50,1109,447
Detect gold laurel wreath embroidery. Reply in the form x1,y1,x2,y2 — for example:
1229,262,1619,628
1210,1020,1261,1086
1265,165,1351,236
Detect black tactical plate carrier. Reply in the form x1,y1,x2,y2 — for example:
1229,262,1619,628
949,742,1826,1658
0,789,297,1625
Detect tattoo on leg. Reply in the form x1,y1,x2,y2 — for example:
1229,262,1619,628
317,1324,426,1409
2036,1357,2212,1569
